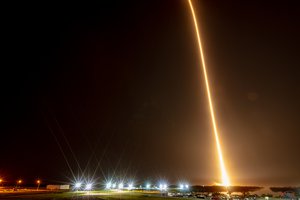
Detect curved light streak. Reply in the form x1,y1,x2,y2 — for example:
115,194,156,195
188,0,230,186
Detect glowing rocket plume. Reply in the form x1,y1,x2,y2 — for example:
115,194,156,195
188,0,230,186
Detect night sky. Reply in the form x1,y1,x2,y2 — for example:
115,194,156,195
2,1,300,186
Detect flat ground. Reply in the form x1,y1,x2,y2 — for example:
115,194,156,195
0,190,282,200
0,190,178,200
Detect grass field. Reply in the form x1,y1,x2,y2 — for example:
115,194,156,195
0,190,184,200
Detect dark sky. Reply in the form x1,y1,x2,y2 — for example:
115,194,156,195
1,1,299,186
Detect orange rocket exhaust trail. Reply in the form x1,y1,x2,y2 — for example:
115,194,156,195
188,0,230,186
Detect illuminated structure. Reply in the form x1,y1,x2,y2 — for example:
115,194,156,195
188,0,230,186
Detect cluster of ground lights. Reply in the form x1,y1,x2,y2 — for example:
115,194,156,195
73,180,189,191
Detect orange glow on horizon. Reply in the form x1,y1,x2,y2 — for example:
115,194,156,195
188,0,230,186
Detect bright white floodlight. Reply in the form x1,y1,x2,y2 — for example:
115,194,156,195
75,182,82,188
159,183,167,191
159,184,163,190
112,183,116,188
179,184,184,189
118,182,124,189
106,182,112,189
185,184,189,189
146,183,150,189
85,183,92,190
128,183,133,190
163,184,167,190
